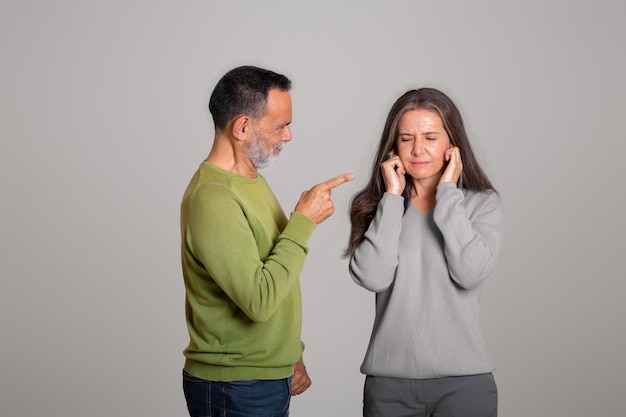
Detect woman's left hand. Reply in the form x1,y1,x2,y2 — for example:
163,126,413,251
439,146,463,184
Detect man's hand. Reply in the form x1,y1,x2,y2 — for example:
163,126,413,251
291,362,311,396
294,173,355,224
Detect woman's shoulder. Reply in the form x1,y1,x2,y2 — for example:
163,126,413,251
462,188,502,214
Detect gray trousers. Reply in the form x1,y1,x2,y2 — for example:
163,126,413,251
363,373,497,417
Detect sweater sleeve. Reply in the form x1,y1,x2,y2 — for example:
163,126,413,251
187,184,316,323
433,183,504,290
349,193,405,292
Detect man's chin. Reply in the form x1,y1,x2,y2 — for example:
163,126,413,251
255,155,280,170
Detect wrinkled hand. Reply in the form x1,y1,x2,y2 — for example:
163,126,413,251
381,154,406,195
294,173,355,224
291,362,311,396
439,146,463,184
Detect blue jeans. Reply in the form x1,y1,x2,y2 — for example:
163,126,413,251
182,369,292,417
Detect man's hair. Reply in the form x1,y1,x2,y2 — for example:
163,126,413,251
208,65,292,130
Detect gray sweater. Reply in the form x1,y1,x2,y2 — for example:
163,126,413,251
349,182,504,379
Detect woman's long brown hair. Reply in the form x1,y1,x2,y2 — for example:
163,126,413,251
344,88,497,257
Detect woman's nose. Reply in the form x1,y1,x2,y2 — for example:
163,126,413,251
413,140,424,155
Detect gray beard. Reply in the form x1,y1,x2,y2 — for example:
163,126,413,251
245,135,284,169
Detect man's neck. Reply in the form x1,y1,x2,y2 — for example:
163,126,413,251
205,135,257,178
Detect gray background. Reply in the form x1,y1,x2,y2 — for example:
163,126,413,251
2,1,624,416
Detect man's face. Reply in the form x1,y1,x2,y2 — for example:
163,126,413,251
245,89,293,169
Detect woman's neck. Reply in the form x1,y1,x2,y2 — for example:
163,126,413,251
410,178,439,213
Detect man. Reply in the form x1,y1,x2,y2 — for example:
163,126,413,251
180,65,354,417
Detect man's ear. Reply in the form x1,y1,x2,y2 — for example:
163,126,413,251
232,115,250,141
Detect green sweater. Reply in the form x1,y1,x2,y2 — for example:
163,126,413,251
180,162,316,381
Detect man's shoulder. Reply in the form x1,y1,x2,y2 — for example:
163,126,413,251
182,167,236,208
188,179,236,203
190,163,238,192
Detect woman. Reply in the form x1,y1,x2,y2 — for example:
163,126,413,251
346,88,503,417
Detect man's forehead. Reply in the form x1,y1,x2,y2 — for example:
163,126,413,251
263,90,292,120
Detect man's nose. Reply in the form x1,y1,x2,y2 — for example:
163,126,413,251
283,126,293,142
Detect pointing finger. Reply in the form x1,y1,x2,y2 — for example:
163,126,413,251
318,173,356,190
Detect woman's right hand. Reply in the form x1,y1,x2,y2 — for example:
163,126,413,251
381,154,406,195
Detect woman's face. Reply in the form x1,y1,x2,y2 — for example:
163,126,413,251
395,108,451,182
